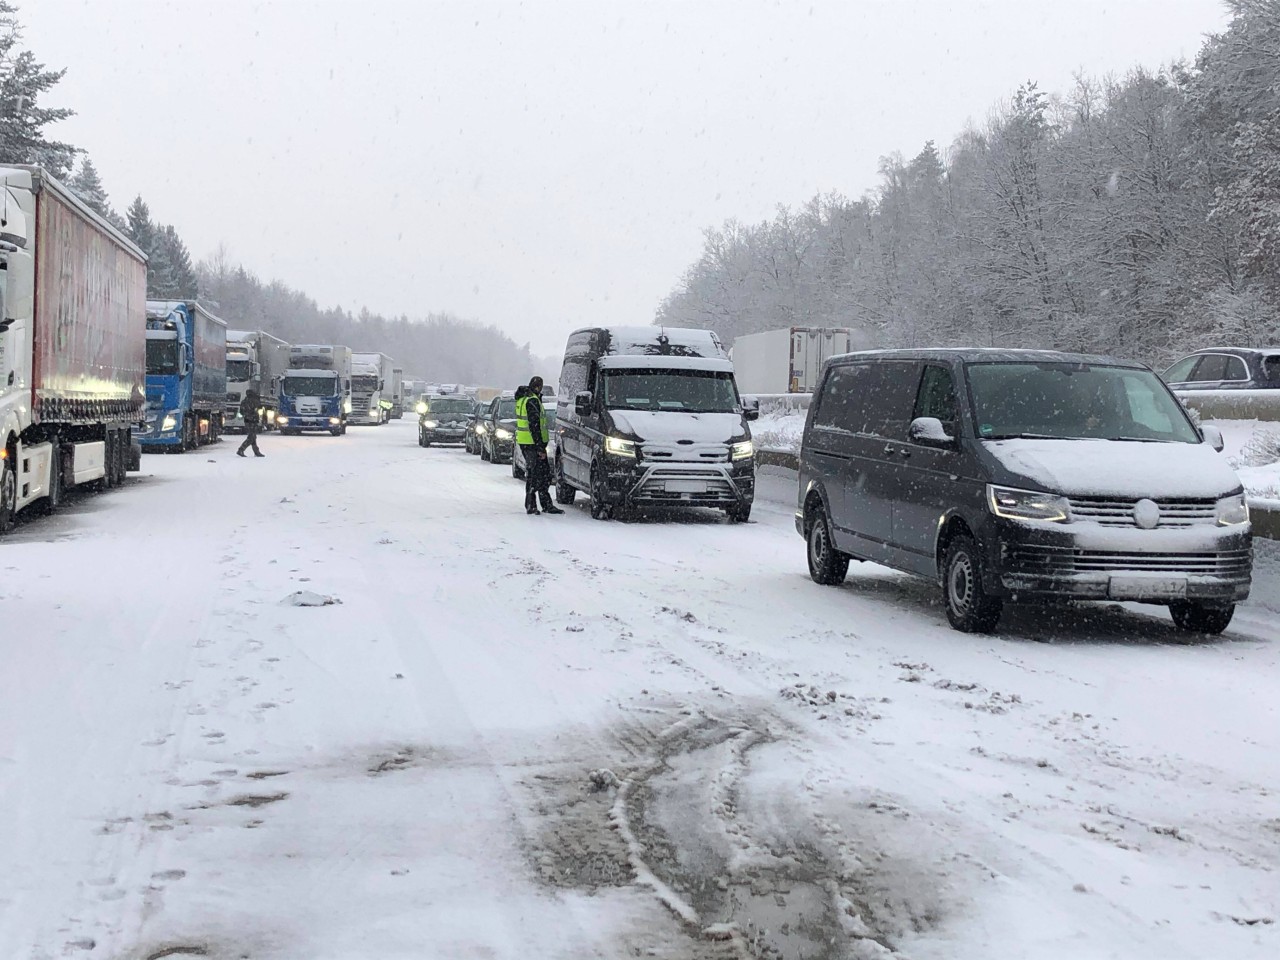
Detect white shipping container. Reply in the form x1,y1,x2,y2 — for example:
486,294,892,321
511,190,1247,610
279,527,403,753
731,327,855,394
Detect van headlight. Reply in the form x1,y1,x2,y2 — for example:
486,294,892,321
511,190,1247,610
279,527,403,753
730,439,754,461
1215,493,1249,526
987,485,1070,523
161,415,177,432
605,435,636,458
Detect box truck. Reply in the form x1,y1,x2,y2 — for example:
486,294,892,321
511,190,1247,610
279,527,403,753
731,327,856,394
0,165,147,533
278,344,352,435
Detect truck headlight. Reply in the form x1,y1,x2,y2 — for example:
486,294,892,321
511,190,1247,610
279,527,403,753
1215,493,1249,526
265,410,275,423
329,417,341,425
423,419,439,429
987,484,1070,523
730,439,754,461
277,416,289,425
161,415,177,432
605,435,636,458
495,427,513,440
416,401,428,414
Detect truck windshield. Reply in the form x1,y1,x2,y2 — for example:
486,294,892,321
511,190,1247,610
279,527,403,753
352,375,379,392
601,369,739,413
226,359,252,382
425,398,474,417
283,376,337,397
967,362,1201,443
146,339,179,375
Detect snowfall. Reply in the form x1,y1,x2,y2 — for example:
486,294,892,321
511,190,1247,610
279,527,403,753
1,420,1277,960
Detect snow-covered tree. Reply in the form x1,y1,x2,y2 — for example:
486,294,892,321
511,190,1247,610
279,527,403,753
0,2,76,177
68,156,112,218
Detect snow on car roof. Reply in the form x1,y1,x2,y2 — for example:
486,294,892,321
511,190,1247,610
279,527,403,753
597,355,734,372
828,347,1145,368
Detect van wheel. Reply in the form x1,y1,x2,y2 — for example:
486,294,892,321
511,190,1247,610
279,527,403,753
0,453,17,534
590,464,612,520
726,501,752,524
807,508,848,585
943,533,1002,633
555,456,576,505
1169,600,1234,635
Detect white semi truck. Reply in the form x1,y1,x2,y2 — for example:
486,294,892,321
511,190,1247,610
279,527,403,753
0,165,147,533
224,329,290,432
350,352,396,425
730,326,859,394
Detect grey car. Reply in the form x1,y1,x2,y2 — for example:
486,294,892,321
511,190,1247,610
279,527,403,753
797,349,1251,634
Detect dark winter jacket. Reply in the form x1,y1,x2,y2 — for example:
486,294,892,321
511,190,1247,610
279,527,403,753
239,394,260,429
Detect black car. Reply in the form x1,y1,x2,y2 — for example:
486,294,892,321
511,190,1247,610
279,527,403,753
464,400,487,455
418,395,475,447
481,396,518,464
798,349,1250,634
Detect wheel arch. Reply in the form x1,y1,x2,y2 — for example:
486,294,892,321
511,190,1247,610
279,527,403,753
800,480,832,536
935,512,976,579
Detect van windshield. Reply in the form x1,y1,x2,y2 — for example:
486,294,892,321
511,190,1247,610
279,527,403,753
283,376,337,397
967,362,1200,443
601,369,739,413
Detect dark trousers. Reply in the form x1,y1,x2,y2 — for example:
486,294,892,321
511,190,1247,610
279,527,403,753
237,425,262,455
522,445,552,511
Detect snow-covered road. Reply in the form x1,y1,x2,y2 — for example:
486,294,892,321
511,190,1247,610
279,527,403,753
2,421,1277,960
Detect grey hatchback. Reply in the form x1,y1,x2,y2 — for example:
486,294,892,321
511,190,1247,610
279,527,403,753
797,349,1251,634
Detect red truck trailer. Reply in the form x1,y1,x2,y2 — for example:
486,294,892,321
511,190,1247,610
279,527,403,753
0,164,148,534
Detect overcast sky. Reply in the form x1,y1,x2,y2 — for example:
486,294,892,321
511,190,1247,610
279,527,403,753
26,0,1229,356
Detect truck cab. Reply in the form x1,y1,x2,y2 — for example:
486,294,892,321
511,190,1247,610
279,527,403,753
278,344,352,436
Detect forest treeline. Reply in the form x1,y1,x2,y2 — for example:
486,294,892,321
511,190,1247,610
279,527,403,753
659,0,1280,365
0,0,538,384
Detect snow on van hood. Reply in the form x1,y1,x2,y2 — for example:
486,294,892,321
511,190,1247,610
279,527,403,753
609,410,744,444
983,438,1241,499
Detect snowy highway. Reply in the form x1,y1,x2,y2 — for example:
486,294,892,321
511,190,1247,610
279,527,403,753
2,420,1278,960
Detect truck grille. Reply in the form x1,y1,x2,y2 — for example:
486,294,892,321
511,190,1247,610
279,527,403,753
1067,497,1217,527
1008,544,1251,576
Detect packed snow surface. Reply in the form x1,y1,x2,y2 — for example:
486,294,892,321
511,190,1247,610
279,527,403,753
1,425,1277,960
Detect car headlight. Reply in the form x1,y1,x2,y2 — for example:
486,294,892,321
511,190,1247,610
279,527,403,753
605,435,636,458
987,484,1070,523
1215,493,1250,526
423,419,439,429
495,427,513,440
730,439,754,461
476,423,487,434
416,401,427,415
161,415,177,432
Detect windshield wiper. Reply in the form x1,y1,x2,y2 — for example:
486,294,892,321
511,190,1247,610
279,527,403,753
1105,436,1169,443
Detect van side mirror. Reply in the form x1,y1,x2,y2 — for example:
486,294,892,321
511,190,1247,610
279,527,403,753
909,416,956,449
575,391,594,416
742,396,760,422
1200,423,1225,453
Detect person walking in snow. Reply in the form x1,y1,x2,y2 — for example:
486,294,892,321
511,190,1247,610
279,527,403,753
236,389,266,458
516,377,562,515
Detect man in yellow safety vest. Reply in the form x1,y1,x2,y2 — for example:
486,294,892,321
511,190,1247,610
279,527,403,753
516,377,563,515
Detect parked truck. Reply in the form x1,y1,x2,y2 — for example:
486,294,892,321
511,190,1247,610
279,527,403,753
389,366,405,419
139,301,228,451
0,165,147,533
278,344,352,436
350,351,395,425
730,327,859,395
224,329,290,432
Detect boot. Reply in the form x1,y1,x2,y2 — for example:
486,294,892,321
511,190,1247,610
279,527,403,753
236,449,246,457
540,494,564,515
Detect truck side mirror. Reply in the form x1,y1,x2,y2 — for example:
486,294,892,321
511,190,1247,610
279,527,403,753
252,362,261,378
742,396,760,422
575,391,593,416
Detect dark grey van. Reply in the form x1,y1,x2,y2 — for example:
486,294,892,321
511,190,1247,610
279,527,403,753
554,326,758,521
797,349,1252,634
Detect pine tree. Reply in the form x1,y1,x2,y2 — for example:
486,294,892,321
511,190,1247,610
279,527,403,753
69,156,111,218
125,195,156,254
0,2,76,177
157,224,198,299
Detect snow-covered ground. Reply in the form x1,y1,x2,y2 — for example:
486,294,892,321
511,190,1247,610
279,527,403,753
2,423,1278,960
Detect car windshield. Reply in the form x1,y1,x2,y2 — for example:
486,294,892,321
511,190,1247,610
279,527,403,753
225,359,252,382
493,400,518,419
282,376,337,397
146,339,179,375
601,369,739,413
425,399,473,417
352,375,379,391
967,362,1200,443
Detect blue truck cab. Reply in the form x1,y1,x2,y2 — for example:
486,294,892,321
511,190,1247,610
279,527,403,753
139,301,228,451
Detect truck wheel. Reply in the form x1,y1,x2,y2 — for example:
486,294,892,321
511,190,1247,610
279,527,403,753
1169,600,1235,635
0,454,15,535
39,445,64,515
103,431,119,488
589,463,612,521
807,507,848,585
942,532,1003,633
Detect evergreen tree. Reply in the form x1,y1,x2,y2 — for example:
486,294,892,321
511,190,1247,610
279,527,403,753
68,156,111,218
156,224,198,299
0,2,76,177
125,195,156,254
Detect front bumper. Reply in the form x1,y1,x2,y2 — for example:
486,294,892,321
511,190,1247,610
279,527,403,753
277,414,342,431
599,455,754,508
425,428,468,443
988,518,1252,603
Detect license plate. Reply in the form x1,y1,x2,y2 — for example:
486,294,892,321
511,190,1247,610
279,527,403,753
1109,576,1187,600
665,479,708,494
